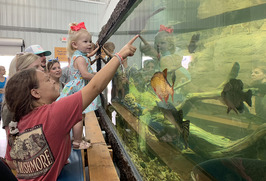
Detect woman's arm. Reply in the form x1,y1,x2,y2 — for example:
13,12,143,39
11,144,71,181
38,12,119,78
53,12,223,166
0,88,4,94
81,35,139,110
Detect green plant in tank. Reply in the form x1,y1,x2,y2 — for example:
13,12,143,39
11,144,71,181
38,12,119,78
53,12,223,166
116,115,181,181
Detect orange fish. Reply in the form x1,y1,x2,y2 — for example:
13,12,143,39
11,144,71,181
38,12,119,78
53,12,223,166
150,69,175,103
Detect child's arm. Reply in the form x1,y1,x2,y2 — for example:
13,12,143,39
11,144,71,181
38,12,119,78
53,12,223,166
101,46,113,64
90,55,100,65
102,46,113,58
139,35,159,60
87,44,99,58
81,35,139,110
74,57,95,80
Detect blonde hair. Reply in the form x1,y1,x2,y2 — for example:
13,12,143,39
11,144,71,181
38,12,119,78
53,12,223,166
67,22,91,58
154,31,176,54
103,42,115,54
9,53,39,78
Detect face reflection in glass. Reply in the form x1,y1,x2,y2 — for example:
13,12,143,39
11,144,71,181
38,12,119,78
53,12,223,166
145,63,155,71
251,68,264,82
155,37,169,54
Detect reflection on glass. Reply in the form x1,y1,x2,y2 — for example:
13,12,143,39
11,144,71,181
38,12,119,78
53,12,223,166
108,0,266,180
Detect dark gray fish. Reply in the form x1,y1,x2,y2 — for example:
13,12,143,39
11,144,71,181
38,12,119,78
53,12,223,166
156,101,190,148
221,78,252,114
188,33,200,53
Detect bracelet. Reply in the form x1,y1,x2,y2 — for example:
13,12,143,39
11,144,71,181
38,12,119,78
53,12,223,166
114,54,122,65
114,53,125,74
115,53,124,63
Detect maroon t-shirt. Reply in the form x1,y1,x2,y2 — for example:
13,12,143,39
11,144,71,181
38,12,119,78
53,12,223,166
6,91,83,181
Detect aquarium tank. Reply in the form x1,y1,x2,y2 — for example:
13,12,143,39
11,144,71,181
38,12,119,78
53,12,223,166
101,0,266,180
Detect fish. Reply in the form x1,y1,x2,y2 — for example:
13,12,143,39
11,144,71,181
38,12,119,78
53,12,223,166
218,62,240,89
188,33,200,53
156,101,190,149
150,69,175,103
221,78,252,114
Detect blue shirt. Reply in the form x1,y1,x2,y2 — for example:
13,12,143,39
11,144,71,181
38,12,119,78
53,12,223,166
0,77,7,102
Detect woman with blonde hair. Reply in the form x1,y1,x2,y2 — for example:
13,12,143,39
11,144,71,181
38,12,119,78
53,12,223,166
1,52,44,138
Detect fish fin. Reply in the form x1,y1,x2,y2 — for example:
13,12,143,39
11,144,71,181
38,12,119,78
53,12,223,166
244,89,252,107
232,107,238,114
177,110,183,121
171,87,174,102
163,69,168,78
227,105,238,114
158,95,164,102
171,72,176,87
165,94,169,103
182,120,190,149
237,102,244,113
228,62,240,80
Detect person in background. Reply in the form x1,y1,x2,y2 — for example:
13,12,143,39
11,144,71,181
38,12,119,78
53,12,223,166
25,45,52,70
47,58,65,92
141,59,159,84
58,22,101,149
250,66,266,119
0,66,6,121
60,57,71,84
140,25,191,104
4,35,138,180
98,41,116,64
1,53,44,139
0,157,17,181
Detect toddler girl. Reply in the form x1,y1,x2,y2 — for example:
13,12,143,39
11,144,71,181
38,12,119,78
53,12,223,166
58,22,101,149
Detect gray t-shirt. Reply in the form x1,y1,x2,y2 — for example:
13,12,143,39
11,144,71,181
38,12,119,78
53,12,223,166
60,66,70,84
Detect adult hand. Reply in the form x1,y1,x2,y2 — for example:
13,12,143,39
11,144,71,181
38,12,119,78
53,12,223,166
118,35,139,59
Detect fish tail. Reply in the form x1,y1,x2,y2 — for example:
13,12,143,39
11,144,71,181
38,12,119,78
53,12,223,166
244,89,252,107
182,120,190,149
172,72,176,87
171,72,175,102
171,87,174,102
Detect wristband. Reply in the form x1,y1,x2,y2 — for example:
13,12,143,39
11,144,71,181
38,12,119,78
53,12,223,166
115,53,124,63
114,54,122,65
114,53,125,74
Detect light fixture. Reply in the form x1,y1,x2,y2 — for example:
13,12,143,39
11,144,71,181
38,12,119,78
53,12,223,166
71,0,106,5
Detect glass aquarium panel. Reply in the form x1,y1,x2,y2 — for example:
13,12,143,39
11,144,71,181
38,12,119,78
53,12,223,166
106,0,266,180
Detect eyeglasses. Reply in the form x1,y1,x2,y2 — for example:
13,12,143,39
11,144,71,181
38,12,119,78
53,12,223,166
48,57,59,62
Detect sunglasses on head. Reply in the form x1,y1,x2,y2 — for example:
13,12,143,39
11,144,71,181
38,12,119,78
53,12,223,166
48,57,59,62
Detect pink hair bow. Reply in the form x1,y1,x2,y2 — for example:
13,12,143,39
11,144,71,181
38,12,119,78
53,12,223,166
71,22,87,31
159,25,173,33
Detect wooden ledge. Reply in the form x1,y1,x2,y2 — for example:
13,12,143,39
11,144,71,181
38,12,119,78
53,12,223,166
84,111,119,181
